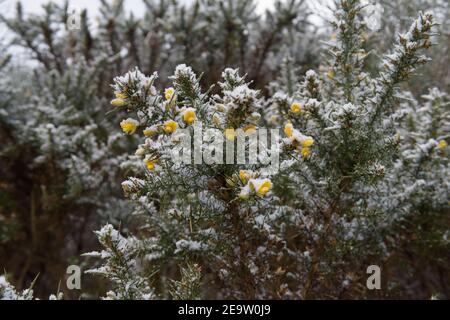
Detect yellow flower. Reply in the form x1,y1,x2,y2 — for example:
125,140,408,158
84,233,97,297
301,147,311,158
284,123,294,138
165,87,175,101
290,102,302,114
239,170,250,183
438,140,447,150
225,128,236,141
115,92,127,99
143,127,158,137
327,70,335,80
182,108,196,125
244,124,257,135
301,138,314,148
250,179,272,196
164,120,178,134
144,158,156,171
120,118,139,135
111,98,127,107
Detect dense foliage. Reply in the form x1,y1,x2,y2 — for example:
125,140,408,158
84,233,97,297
0,0,448,300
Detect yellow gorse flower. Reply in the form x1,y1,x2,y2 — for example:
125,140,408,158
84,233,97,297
165,87,175,101
250,179,272,196
225,128,236,141
115,92,127,99
239,170,250,183
111,98,127,107
284,123,294,138
143,127,158,137
258,181,271,195
301,138,314,148
164,120,178,134
182,108,196,125
120,118,139,135
243,124,257,135
438,140,447,150
301,147,311,158
144,158,157,171
290,102,302,114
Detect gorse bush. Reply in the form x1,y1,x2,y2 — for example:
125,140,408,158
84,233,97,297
0,56,133,297
0,0,315,298
0,0,448,300
82,1,448,299
377,0,450,93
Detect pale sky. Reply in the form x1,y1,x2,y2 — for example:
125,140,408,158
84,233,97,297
0,0,328,64
1,0,276,17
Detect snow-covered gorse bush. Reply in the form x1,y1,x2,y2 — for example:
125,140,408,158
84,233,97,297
0,56,132,297
83,0,449,299
0,275,34,300
366,0,450,93
375,88,449,296
0,274,64,300
0,0,316,298
0,0,448,300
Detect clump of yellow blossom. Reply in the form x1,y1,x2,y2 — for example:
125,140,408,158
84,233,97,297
115,92,127,99
250,178,272,196
120,118,139,135
144,157,157,171
239,170,250,183
284,123,294,138
290,102,302,114
165,87,175,101
284,123,314,157
301,147,311,158
164,120,178,134
301,138,314,148
243,124,257,135
182,108,197,125
143,126,158,137
438,140,447,150
225,128,236,141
